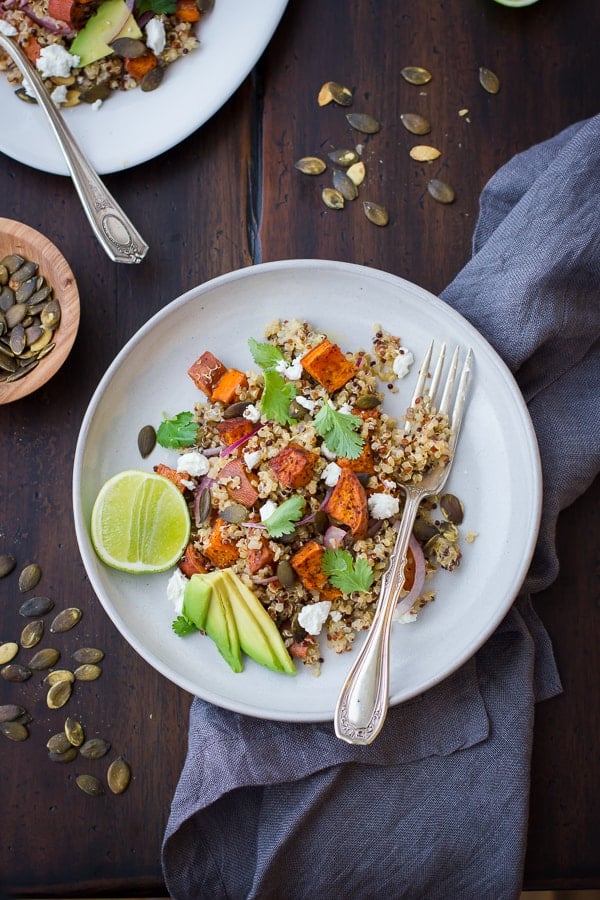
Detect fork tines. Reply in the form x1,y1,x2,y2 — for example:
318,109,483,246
409,340,473,438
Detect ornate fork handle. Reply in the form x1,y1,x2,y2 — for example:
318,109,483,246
0,34,148,264
334,485,423,745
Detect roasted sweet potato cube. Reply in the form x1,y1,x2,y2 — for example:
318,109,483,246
215,417,255,450
247,540,275,575
290,540,341,599
211,369,248,404
323,468,369,539
178,542,211,577
269,444,318,489
339,439,377,475
218,458,259,508
175,0,200,21
153,463,190,493
203,518,240,568
301,339,358,393
188,351,228,397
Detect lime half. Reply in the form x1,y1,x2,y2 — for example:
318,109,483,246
91,470,190,574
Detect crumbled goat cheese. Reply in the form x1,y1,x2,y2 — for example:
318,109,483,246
298,600,331,635
36,44,79,78
177,450,210,478
392,348,414,379
167,569,189,616
396,610,418,624
320,444,337,461
243,450,262,471
295,395,316,413
330,610,342,621
322,461,342,487
0,20,17,35
260,500,277,521
91,99,103,111
50,84,67,107
368,492,400,519
145,16,166,55
275,357,303,380
243,404,261,423
338,402,353,415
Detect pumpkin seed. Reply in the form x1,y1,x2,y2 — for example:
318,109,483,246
479,66,500,94
47,732,72,754
363,201,389,227
401,66,432,85
1,721,29,741
76,774,105,796
1,254,25,274
20,618,45,647
427,179,456,204
318,81,353,107
50,607,82,633
440,493,464,525
400,113,431,135
46,679,72,709
332,169,358,201
276,559,296,589
44,668,75,685
19,595,54,617
0,642,19,665
294,156,326,176
409,145,441,162
195,486,211,525
327,148,359,167
313,510,329,535
1,663,31,682
18,562,41,592
29,647,60,670
48,747,77,763
137,424,156,458
355,393,381,410
79,737,111,759
345,112,380,134
141,66,164,92
223,400,251,419
9,260,37,285
74,664,102,682
0,553,16,577
72,647,105,665
322,187,345,210
107,757,131,794
109,37,147,58
220,503,248,524
0,704,26,723
346,161,366,186
65,716,85,747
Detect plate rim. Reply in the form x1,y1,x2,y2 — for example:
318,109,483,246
73,259,543,721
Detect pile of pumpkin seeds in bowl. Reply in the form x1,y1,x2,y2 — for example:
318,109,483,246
0,252,61,383
0,551,131,797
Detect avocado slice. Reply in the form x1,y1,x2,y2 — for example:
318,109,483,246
222,569,296,675
70,0,143,67
202,576,242,673
182,575,212,632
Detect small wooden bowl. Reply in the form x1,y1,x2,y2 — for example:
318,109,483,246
0,218,79,404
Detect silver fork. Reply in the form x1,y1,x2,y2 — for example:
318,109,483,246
334,341,474,745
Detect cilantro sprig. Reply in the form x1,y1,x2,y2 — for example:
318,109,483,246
262,495,306,538
156,411,198,449
322,548,374,594
313,401,364,459
248,338,298,426
172,615,196,637
137,0,176,14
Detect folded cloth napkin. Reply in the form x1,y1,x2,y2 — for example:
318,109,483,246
162,115,600,900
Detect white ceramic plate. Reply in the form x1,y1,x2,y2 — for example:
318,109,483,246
0,0,288,175
73,260,542,722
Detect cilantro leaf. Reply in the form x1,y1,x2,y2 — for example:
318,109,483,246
263,495,306,538
156,411,198,449
137,0,176,14
322,548,374,594
260,369,297,426
172,615,197,637
248,337,285,370
313,402,364,459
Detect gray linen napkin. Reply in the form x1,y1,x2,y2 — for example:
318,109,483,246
162,115,600,900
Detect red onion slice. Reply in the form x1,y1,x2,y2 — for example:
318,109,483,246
323,525,347,549
219,423,264,457
393,534,426,619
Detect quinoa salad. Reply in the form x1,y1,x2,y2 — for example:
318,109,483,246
0,0,213,107
160,319,467,674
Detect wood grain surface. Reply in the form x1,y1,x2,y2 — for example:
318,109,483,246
0,0,598,895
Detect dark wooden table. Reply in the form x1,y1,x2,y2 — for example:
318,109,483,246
1,0,598,895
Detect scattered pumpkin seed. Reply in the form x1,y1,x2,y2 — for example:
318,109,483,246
74,663,102,682
409,145,441,162
220,503,248,525
65,716,85,747
46,679,72,709
47,732,72,754
294,156,326,176
400,113,431,135
458,108,469,117
48,747,77,763
194,487,211,526
346,161,366,186
137,424,156,459
19,595,54,617
29,647,60,670
401,66,432,85
318,81,353,107
479,66,500,94
44,668,75,685
332,169,358,201
141,65,164,93
72,647,105,665
440,493,464,525
327,148,359,167
50,607,82,633
223,400,251,419
276,559,296,589
76,773,105,796
0,704,26,723
107,757,131,794
0,642,19,665
322,187,345,210
427,179,456,204
1,721,29,741
345,112,380,134
20,620,44,648
0,553,16,577
18,562,41,593
355,393,382,410
363,201,389,227
79,737,111,759
1,663,31,682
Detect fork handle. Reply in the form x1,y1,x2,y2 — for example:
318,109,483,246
334,492,421,744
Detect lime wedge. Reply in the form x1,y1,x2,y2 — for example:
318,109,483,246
91,470,190,574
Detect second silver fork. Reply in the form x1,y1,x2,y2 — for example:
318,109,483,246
334,341,473,745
